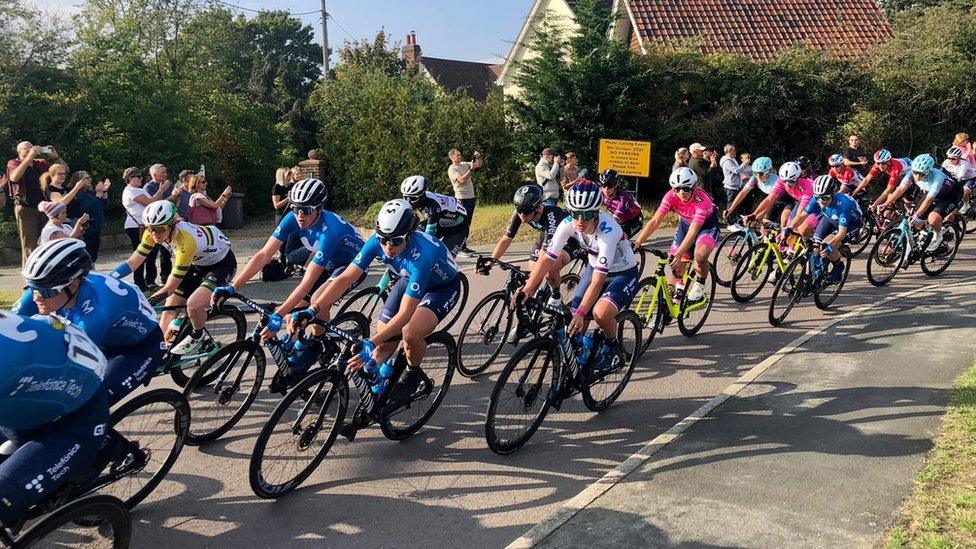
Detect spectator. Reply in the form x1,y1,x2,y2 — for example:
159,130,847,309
535,147,563,205
954,132,976,167
688,143,710,194
740,153,753,181
844,133,870,176
448,148,481,246
290,166,302,184
65,171,109,261
122,167,169,290
6,141,60,263
705,148,724,201
673,147,690,171
171,169,194,218
187,175,232,225
142,163,173,287
38,201,86,244
41,163,82,204
272,167,292,223
560,152,580,192
720,144,751,227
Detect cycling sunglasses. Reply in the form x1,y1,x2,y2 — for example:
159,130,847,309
673,186,694,194
378,235,408,247
26,284,63,299
570,210,599,221
290,205,316,216
815,194,833,202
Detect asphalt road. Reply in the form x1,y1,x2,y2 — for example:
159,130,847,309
15,231,974,547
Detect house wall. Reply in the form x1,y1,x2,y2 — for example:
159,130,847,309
499,0,580,98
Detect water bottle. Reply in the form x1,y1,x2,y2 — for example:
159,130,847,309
166,317,184,342
577,333,594,367
267,338,287,367
371,359,396,395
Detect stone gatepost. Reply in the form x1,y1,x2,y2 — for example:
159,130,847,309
299,150,326,181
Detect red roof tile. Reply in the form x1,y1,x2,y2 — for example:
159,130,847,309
627,0,892,61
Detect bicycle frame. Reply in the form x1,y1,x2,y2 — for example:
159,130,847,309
745,228,806,279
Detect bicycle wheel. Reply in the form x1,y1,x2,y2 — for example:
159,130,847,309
867,227,906,287
170,305,247,387
183,339,266,445
439,273,469,332
582,311,641,412
678,274,716,337
249,368,347,499
730,241,773,303
921,221,962,276
712,231,752,288
380,331,457,440
629,277,659,355
848,216,874,257
768,255,808,327
560,273,581,303
484,337,558,455
457,291,512,377
635,247,648,281
814,246,852,310
335,286,385,321
964,201,976,234
100,389,190,509
15,495,131,549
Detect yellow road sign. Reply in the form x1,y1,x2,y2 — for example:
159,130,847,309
597,138,651,178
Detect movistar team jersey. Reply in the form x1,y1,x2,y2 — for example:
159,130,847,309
898,169,953,199
0,313,107,431
546,212,637,274
804,193,862,228
272,210,365,269
13,273,158,352
137,221,230,277
352,231,459,299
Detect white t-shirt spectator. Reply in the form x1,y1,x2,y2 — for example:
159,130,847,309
448,162,475,200
122,186,151,229
39,222,73,245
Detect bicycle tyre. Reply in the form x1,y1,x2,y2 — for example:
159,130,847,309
848,216,874,257
867,226,906,287
730,241,773,303
678,274,716,337
183,339,266,445
249,368,347,499
380,331,457,440
335,285,385,321
921,221,962,276
712,231,752,288
169,305,247,387
484,337,558,455
439,272,469,332
457,291,512,377
15,495,131,549
814,246,852,310
582,311,641,412
768,254,808,327
560,273,581,304
629,277,658,356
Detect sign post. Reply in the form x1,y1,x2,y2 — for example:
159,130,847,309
597,138,652,195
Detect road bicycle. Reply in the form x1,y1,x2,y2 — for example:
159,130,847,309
711,216,761,287
182,292,369,445
866,205,963,287
1,494,131,548
456,256,579,377
768,235,853,326
154,300,247,387
729,223,807,303
249,320,457,498
336,266,469,332
484,298,641,455
630,249,717,356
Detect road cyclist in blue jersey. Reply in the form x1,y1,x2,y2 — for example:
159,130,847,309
12,238,162,405
210,178,366,390
289,199,463,427
785,175,863,283
881,154,963,253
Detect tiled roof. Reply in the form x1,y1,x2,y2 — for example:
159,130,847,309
628,0,892,61
420,57,502,102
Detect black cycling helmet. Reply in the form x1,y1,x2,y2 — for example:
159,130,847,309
796,156,812,171
598,169,619,187
513,184,544,213
23,238,92,290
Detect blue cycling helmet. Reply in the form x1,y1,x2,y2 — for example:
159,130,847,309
911,153,936,175
752,157,773,174
828,154,845,167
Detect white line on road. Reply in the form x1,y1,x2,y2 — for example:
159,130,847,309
507,274,976,548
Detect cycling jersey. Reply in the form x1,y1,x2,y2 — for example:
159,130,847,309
504,204,580,261
352,231,459,300
770,178,815,214
828,166,860,188
414,191,468,231
743,173,779,195
898,169,955,199
601,188,642,223
272,210,364,270
545,212,637,274
804,193,862,229
942,159,976,182
656,188,716,225
13,273,157,351
867,157,911,188
0,313,106,432
137,221,231,278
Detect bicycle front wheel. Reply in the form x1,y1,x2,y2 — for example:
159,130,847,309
712,231,752,287
848,217,874,257
15,495,131,549
380,331,457,440
768,255,808,327
730,241,773,303
169,305,247,387
814,246,852,310
335,285,385,321
629,277,659,356
582,311,641,412
867,227,905,287
484,337,558,455
249,368,347,499
678,274,716,337
457,291,512,377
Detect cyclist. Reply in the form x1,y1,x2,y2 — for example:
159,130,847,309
290,199,462,411
13,239,160,405
796,156,817,180
785,175,862,283
725,156,783,225
514,182,638,367
598,169,644,239
881,153,962,252
828,153,861,194
400,175,469,257
745,161,819,239
0,311,110,528
942,146,976,214
633,168,718,303
111,201,235,356
851,149,911,202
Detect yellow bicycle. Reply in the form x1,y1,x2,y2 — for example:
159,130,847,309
730,222,808,303
631,248,716,356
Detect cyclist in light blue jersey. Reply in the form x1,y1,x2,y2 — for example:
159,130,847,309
882,153,962,252
13,239,160,405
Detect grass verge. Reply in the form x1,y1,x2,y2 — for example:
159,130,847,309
886,362,976,548
0,289,22,308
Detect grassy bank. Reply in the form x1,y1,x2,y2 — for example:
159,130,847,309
887,362,976,548
0,289,21,308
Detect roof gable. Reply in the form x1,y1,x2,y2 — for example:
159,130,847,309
420,57,502,102
627,0,892,61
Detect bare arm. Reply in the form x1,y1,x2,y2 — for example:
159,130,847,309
633,211,666,248
491,235,513,261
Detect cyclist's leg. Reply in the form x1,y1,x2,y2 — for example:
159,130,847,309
593,265,640,337
186,251,236,332
159,270,197,337
374,277,411,363
103,330,165,405
669,220,691,280
0,390,109,526
438,225,466,258
407,275,463,366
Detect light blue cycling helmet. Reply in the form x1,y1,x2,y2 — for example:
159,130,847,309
911,153,936,175
874,149,892,164
752,157,773,174
828,154,845,167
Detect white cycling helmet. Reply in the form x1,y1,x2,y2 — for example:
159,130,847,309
778,161,802,182
23,238,92,290
400,175,428,200
290,178,328,207
375,198,417,239
828,154,845,167
142,200,179,227
813,175,839,197
565,182,602,212
669,167,698,188
947,146,963,159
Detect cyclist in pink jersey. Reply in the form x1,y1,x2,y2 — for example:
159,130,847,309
632,167,719,303
745,161,819,238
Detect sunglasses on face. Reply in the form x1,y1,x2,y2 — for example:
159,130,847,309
816,195,833,202
912,171,926,177
516,208,536,217
148,225,170,234
378,235,407,247
26,284,63,299
570,210,598,221
674,186,693,194
291,205,316,216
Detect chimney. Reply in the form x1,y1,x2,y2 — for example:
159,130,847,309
402,31,421,71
